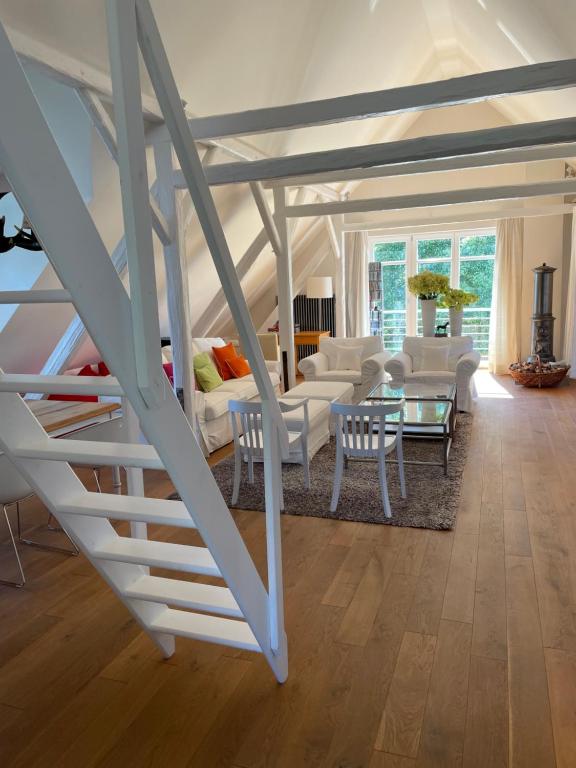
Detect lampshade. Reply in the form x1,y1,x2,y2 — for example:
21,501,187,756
306,276,333,299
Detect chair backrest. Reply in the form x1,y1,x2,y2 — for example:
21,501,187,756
319,336,383,368
228,399,264,454
0,453,33,506
402,336,473,372
278,398,309,439
331,400,404,458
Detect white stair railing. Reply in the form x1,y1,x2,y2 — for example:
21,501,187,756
0,6,288,682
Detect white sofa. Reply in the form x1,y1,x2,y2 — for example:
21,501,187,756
297,336,391,400
384,336,481,412
167,337,282,454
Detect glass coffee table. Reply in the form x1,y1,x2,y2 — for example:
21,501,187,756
366,381,457,475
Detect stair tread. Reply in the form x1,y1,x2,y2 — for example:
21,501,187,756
150,608,259,651
13,438,163,469
0,373,122,396
92,537,220,576
58,492,196,527
124,575,242,617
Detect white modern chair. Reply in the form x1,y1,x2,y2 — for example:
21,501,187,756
229,399,310,508
0,454,79,588
330,400,406,518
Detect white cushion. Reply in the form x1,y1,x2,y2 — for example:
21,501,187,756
333,344,363,371
403,336,473,373
282,381,355,403
420,343,450,372
203,390,233,420
216,378,258,399
161,345,173,363
319,336,383,368
191,337,226,365
315,370,362,385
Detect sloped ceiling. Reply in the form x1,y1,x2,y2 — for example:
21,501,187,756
0,0,574,371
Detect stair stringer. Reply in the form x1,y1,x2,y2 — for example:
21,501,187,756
0,19,287,682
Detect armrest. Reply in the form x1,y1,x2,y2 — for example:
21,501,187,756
456,350,481,376
384,352,412,380
279,398,309,412
298,351,329,377
361,350,392,381
265,359,281,377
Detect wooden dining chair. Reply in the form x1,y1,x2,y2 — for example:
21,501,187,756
330,400,406,517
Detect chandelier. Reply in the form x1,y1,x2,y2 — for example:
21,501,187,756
0,192,42,252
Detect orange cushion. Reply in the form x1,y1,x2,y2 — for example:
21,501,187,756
212,342,238,380
226,355,251,378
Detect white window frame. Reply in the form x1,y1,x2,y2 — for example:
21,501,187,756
368,227,496,347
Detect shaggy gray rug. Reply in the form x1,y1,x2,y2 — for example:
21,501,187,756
205,415,472,530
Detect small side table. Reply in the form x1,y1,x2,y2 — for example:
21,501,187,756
293,330,330,372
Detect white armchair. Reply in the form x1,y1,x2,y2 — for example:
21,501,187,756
384,336,481,412
298,336,391,400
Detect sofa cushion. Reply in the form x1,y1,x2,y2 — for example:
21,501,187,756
314,370,362,385
212,341,238,380
226,354,251,378
406,371,456,385
241,372,281,389
420,343,450,372
203,390,234,421
193,352,223,392
319,336,383,368
216,378,259,399
333,344,363,371
403,336,473,373
191,337,226,364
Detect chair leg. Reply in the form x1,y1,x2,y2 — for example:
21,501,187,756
247,455,255,484
16,502,79,556
378,452,392,518
92,467,102,493
232,446,242,506
301,438,310,490
1,504,25,588
330,442,344,513
396,440,407,499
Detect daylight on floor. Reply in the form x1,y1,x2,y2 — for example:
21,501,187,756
0,1,575,766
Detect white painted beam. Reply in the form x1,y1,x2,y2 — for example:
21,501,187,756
203,118,576,186
273,188,296,389
285,178,576,218
250,182,283,256
154,140,196,422
327,215,345,337
342,203,575,232
76,87,171,246
262,142,576,189
185,59,576,139
107,0,164,407
0,289,72,303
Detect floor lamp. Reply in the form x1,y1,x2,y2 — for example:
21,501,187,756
306,276,333,330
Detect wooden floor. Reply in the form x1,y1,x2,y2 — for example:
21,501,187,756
1,373,576,767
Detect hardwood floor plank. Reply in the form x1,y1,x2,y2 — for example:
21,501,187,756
375,631,436,758
442,532,478,624
336,546,398,647
406,531,453,636
393,529,429,576
503,508,532,557
463,656,508,768
506,554,556,768
370,752,416,768
472,502,507,661
416,619,472,768
545,647,576,768
322,540,376,608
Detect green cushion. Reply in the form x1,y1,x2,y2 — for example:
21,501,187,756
193,352,223,392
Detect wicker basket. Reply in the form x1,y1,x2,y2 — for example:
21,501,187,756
509,358,570,388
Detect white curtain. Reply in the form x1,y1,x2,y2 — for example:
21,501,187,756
345,232,369,337
564,212,576,377
488,218,524,374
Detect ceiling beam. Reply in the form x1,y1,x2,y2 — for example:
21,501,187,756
201,117,576,186
261,142,576,188
342,203,575,232
284,179,576,218
185,59,576,140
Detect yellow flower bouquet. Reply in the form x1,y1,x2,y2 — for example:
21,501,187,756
437,288,478,311
407,271,450,300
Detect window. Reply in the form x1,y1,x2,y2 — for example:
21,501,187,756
368,229,496,357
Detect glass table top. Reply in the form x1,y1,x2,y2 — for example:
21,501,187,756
367,381,456,402
359,398,451,426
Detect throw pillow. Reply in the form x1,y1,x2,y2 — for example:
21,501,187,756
226,355,251,378
212,342,238,381
193,352,223,392
420,343,450,371
333,344,363,371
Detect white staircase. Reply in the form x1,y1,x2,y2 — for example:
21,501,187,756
0,0,288,681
